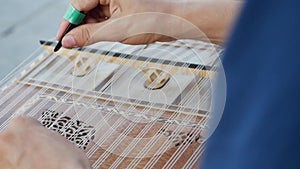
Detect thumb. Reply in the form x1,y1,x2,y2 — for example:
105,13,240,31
62,22,104,48
62,19,128,48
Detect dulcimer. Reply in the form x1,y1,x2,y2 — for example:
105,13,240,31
0,39,224,168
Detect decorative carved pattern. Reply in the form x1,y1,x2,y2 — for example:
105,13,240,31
158,128,202,147
143,68,171,90
40,109,96,150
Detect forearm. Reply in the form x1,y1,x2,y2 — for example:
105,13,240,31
161,0,242,44
58,0,241,47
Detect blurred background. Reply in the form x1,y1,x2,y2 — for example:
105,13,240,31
0,0,68,79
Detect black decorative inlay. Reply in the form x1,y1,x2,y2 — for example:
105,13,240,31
41,109,96,150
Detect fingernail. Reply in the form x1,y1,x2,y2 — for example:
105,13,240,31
62,36,76,47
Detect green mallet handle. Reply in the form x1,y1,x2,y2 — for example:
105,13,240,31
54,5,85,52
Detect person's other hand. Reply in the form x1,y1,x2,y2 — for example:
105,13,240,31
56,0,175,48
0,116,91,169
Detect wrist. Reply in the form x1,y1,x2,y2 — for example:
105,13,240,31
162,0,241,44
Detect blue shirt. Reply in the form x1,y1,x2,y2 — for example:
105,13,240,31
201,0,300,168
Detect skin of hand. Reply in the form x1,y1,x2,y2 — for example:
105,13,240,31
57,0,241,48
0,116,91,169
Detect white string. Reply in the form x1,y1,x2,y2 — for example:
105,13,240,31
0,50,65,131
34,42,149,153
106,44,206,168
126,78,210,169
91,44,184,167
86,43,173,160
94,41,213,168
145,45,218,168
124,42,217,168
0,40,221,169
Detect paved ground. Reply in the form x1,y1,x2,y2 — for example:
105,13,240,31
0,0,68,79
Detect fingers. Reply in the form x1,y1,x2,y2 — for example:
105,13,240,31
5,116,42,134
56,0,117,44
62,22,103,48
70,0,99,13
55,1,99,41
0,116,92,169
60,14,171,48
61,19,125,48
70,0,114,13
56,0,103,41
56,19,70,41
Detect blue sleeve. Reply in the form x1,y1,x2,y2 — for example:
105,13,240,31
200,0,300,169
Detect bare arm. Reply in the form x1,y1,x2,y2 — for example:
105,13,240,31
167,0,241,44
57,0,241,47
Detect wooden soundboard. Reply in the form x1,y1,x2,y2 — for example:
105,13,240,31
0,40,222,168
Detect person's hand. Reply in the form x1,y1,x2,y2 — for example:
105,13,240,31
0,116,91,169
56,0,241,48
57,0,175,48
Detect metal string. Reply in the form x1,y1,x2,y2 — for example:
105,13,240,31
144,46,218,168
106,44,210,168
86,43,179,161
91,44,185,167
0,40,221,169
124,43,218,168
0,50,68,131
94,42,216,166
